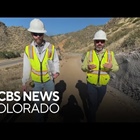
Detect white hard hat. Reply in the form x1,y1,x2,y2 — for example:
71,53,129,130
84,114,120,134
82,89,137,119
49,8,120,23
28,18,47,33
93,30,107,40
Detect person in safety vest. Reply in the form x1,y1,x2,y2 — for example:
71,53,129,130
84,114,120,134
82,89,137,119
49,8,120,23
81,29,119,122
22,18,60,122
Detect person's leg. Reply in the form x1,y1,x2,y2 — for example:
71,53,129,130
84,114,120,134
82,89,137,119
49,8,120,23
44,80,55,104
87,83,98,122
96,85,107,112
43,80,56,121
32,82,44,122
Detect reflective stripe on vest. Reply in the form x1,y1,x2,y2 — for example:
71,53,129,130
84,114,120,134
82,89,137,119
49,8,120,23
87,50,112,86
27,44,54,59
25,44,54,83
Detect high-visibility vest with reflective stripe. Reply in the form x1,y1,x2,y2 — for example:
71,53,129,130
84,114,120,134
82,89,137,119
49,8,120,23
86,49,113,86
25,44,55,83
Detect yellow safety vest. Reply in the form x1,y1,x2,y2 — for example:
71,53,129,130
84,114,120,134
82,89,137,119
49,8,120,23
25,44,55,83
86,49,113,86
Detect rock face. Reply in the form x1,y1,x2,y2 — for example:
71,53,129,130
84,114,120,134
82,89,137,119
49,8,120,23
109,51,140,101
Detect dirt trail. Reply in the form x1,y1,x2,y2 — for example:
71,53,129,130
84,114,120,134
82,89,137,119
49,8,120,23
55,53,140,122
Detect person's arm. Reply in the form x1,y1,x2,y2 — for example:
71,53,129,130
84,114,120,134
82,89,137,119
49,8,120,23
81,52,89,72
110,51,119,72
52,49,60,79
22,53,31,86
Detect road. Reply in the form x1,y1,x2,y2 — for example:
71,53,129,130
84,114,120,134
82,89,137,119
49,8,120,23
0,58,23,68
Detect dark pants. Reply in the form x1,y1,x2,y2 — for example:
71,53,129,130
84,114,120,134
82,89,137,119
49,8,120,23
87,82,107,122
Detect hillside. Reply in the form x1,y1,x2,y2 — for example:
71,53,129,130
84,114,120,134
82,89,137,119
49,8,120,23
0,17,140,54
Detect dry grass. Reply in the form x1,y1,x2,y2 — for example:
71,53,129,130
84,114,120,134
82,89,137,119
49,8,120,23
0,64,23,91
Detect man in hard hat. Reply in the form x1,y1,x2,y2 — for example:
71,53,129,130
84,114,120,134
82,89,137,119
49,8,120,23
81,29,119,122
22,18,60,122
